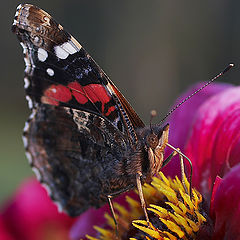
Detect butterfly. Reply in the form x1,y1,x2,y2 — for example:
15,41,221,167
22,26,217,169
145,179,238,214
12,4,175,219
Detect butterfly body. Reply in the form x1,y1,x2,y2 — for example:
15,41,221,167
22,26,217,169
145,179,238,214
13,4,169,216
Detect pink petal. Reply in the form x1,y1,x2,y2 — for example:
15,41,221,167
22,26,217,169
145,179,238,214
69,206,108,240
211,164,240,240
162,82,232,178
1,178,75,240
0,216,14,240
70,191,138,240
185,86,240,198
210,176,222,218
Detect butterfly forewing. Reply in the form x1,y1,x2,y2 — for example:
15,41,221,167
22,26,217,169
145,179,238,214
13,4,142,144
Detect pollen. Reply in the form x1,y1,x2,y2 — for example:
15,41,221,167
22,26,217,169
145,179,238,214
86,172,206,240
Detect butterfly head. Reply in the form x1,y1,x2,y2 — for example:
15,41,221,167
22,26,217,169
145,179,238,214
143,123,169,178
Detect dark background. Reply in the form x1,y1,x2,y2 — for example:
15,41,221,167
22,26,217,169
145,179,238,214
1,0,239,203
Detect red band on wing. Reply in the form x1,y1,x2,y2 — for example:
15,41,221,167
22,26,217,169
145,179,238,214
42,82,116,116
68,82,114,115
42,84,72,105
68,82,88,104
105,106,116,116
83,84,111,106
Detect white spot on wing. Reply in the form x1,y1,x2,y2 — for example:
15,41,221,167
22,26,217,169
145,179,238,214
24,57,31,72
20,42,27,54
54,201,63,213
13,19,18,25
26,95,33,109
33,36,40,43
42,183,52,196
23,121,30,132
15,10,19,17
24,77,30,89
40,183,63,213
54,40,79,59
46,68,54,76
43,16,50,25
54,45,69,59
12,4,22,25
22,135,28,148
29,109,37,120
32,167,41,181
16,4,22,11
38,48,48,62
62,41,78,54
25,151,32,164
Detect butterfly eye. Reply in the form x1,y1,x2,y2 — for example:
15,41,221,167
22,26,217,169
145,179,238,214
146,133,158,149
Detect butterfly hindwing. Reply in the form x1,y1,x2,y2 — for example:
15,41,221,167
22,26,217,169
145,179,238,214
24,104,134,216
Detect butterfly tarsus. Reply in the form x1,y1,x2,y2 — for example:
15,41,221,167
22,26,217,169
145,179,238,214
136,171,150,226
107,195,119,239
162,148,178,168
166,143,193,198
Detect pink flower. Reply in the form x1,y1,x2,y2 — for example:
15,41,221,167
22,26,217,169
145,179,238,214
184,86,240,198
0,179,75,240
166,82,240,239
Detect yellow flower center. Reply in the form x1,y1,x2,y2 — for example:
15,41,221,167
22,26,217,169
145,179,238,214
86,172,206,240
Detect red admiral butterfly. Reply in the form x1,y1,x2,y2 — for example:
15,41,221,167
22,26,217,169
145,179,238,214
12,4,185,219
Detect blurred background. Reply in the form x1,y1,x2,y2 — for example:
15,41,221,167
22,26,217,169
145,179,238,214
1,0,240,204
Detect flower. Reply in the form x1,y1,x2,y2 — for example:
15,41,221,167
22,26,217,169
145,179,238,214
0,178,75,240
79,82,240,239
162,82,240,239
183,85,240,199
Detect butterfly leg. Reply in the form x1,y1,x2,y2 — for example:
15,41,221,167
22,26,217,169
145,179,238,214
162,149,179,168
136,171,150,225
107,184,135,238
107,195,119,239
178,152,189,193
166,143,193,198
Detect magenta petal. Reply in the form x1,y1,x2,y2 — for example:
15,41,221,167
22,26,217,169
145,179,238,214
211,108,240,176
70,191,137,239
69,207,108,240
1,178,74,240
162,82,232,178
0,216,14,240
185,86,240,197
211,164,240,240
210,176,222,218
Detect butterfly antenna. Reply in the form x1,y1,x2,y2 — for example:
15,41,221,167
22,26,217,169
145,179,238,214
159,63,234,124
150,110,157,133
